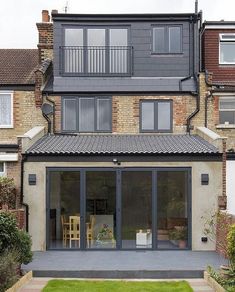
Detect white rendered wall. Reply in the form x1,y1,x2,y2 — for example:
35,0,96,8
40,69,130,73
227,161,235,215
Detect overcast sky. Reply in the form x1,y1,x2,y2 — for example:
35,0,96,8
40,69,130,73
0,0,234,48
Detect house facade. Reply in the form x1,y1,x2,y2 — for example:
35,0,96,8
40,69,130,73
0,49,46,211
20,10,225,252
201,21,235,215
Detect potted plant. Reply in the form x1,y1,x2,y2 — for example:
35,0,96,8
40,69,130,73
169,226,187,248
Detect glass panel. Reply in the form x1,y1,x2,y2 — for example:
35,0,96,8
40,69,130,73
220,42,235,63
169,26,181,53
88,29,106,73
63,99,77,131
219,111,235,124
49,171,81,249
153,27,165,53
122,171,152,249
79,98,95,132
157,171,188,249
64,29,84,73
0,162,4,173
158,102,171,130
0,94,11,126
141,102,155,131
97,99,111,131
219,98,235,110
86,171,116,249
109,29,128,73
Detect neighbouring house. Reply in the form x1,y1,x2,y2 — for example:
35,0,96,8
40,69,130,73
201,21,235,216
20,9,226,252
0,49,46,211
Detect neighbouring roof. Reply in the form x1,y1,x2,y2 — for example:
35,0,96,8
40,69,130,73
0,49,38,85
26,134,219,155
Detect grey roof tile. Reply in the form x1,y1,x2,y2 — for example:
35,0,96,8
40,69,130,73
26,134,219,155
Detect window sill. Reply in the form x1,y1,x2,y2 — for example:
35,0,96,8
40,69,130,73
0,126,13,129
216,124,235,129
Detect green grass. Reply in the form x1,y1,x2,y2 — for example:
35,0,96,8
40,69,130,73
43,279,193,292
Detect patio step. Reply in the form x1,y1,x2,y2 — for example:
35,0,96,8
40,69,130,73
32,269,203,279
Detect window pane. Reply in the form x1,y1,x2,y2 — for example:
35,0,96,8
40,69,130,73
97,99,111,131
220,42,235,63
64,29,84,73
169,27,181,53
153,27,165,53
79,98,95,132
220,98,235,110
158,102,171,130
63,99,77,131
65,29,83,46
88,29,106,73
219,111,235,124
110,29,128,73
0,162,4,173
0,94,12,126
141,102,154,130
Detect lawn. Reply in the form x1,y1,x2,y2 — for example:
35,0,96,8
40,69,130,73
43,279,193,292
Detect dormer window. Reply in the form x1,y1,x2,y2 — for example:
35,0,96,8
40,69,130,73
62,27,131,75
219,34,235,64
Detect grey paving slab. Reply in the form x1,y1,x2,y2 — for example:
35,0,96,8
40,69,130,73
23,250,226,272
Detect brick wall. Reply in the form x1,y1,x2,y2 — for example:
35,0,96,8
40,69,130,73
202,28,235,83
216,212,235,257
36,20,53,63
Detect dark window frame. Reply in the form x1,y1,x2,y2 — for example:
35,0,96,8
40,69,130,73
61,25,132,76
62,96,112,133
151,25,183,55
140,99,173,133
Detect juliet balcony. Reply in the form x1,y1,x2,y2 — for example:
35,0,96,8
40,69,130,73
60,46,133,76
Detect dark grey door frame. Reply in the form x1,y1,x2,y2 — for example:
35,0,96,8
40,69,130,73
46,167,192,250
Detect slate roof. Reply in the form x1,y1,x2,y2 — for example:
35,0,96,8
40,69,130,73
0,49,38,85
26,134,219,155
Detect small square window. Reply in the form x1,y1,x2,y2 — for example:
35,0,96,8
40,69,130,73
0,162,5,176
219,97,235,124
152,25,182,54
140,100,173,132
0,92,13,128
220,34,235,64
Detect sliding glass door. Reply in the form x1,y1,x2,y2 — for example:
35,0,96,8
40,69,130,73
47,168,190,250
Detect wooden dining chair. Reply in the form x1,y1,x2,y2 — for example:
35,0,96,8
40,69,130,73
61,215,69,247
69,216,80,248
86,215,95,247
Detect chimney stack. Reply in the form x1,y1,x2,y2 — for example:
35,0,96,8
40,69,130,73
42,10,50,22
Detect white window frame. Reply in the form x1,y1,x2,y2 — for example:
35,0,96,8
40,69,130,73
0,91,13,128
0,162,6,177
219,34,235,65
219,96,235,124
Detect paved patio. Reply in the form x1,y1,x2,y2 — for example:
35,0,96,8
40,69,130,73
22,250,227,279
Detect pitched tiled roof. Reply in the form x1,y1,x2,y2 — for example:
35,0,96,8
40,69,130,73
26,134,219,155
0,49,38,85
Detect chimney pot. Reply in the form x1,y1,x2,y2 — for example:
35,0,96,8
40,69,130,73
51,9,58,15
42,10,50,22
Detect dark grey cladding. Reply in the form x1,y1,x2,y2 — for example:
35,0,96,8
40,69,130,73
26,134,219,155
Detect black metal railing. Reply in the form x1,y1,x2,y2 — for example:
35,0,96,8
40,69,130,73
60,46,133,76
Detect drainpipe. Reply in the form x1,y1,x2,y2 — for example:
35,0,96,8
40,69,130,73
204,91,213,128
20,154,29,232
45,94,56,134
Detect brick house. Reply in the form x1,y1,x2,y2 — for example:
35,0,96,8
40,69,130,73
18,10,226,252
201,21,235,215
0,49,46,211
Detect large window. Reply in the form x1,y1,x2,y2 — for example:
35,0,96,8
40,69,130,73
219,97,235,124
63,27,130,75
0,92,13,128
62,97,112,132
140,100,173,132
152,25,182,54
220,34,235,64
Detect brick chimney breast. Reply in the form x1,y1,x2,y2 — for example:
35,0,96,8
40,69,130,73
42,10,50,22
